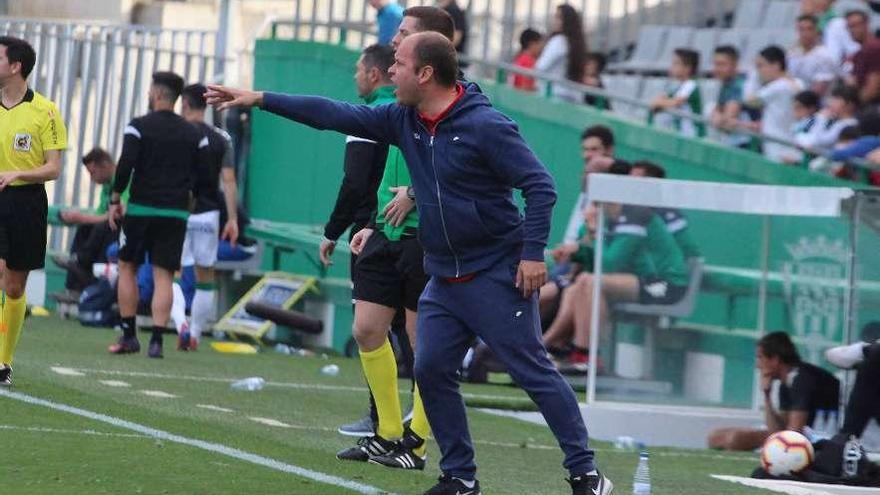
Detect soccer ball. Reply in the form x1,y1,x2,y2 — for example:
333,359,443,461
761,430,815,476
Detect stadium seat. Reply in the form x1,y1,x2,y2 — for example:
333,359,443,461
602,74,646,121
741,28,792,65
649,26,697,73
715,28,748,56
762,0,800,30
615,258,705,319
692,29,720,74
616,25,668,71
732,0,768,29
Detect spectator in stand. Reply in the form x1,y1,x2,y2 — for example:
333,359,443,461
829,111,880,183
797,86,860,153
582,52,610,110
438,0,468,64
54,148,120,293
801,0,859,63
370,0,404,46
512,28,543,92
708,332,840,451
650,48,705,138
845,10,880,106
535,4,588,103
744,45,804,162
788,14,840,96
710,45,751,148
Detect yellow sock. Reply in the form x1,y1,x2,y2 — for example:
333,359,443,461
0,294,26,365
410,384,431,457
359,340,403,440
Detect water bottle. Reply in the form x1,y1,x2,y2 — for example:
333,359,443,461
615,436,638,451
321,364,340,376
632,451,651,495
230,377,265,391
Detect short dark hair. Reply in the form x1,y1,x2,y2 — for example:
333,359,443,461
403,6,455,42
586,52,607,73
759,45,787,71
714,45,740,62
151,71,185,103
519,28,542,52
674,48,699,76
796,14,819,26
362,43,395,78
758,332,801,365
607,160,632,175
181,83,207,110
794,90,821,109
0,36,36,79
81,147,113,167
830,85,860,107
412,32,458,87
581,125,614,148
631,160,666,178
845,10,869,23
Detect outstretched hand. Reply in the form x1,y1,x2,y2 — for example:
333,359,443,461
205,85,264,111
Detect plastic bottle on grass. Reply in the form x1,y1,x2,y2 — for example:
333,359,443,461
632,451,651,495
231,377,265,391
321,364,340,376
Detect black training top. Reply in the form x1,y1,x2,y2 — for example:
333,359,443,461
192,121,234,214
779,362,841,425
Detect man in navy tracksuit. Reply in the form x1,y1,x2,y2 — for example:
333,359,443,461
206,32,613,495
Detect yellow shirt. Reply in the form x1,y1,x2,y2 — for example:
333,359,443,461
0,89,67,186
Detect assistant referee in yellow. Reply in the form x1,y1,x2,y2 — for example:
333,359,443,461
0,36,67,387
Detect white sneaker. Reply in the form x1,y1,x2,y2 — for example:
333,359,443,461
825,342,868,369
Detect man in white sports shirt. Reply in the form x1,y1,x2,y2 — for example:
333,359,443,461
173,83,239,350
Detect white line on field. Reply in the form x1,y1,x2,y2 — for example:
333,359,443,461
50,366,85,376
99,380,131,388
0,389,396,495
249,417,292,428
196,404,235,413
55,366,524,402
140,390,178,399
0,424,149,439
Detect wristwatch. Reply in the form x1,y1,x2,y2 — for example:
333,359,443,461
406,186,416,200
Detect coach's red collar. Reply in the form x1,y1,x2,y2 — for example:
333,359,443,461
418,83,464,135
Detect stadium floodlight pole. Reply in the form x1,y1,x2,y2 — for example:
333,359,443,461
586,202,605,405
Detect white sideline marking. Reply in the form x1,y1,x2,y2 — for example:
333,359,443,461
249,417,292,428
197,404,235,413
0,424,149,439
0,389,395,495
57,366,524,402
50,366,85,376
140,390,178,399
99,380,131,388
711,474,880,494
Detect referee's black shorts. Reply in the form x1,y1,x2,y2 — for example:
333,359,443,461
119,215,187,271
353,230,427,312
0,184,48,271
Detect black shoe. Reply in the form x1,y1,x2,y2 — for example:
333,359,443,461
108,336,141,355
422,474,481,495
148,340,164,359
0,364,11,387
338,413,375,437
569,470,614,495
369,428,426,470
336,435,396,462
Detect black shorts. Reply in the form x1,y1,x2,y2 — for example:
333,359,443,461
638,276,687,305
352,231,427,311
0,184,48,271
119,215,187,271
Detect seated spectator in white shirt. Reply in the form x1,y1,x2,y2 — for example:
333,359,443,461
788,14,840,96
801,0,860,64
797,85,860,152
783,90,822,163
744,46,805,162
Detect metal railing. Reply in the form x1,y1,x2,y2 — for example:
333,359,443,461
0,18,225,249
266,18,878,181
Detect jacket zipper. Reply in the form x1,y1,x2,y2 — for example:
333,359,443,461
421,123,461,277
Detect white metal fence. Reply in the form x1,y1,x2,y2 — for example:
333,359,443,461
0,18,223,249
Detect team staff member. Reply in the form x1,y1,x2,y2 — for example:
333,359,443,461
176,83,239,351
107,72,207,359
206,32,612,495
0,36,67,387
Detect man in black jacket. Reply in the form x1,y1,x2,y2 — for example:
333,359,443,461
107,72,208,359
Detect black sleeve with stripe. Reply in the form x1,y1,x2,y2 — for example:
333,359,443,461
113,121,141,194
323,138,388,241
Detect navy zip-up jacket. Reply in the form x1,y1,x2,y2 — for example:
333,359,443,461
262,82,557,278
